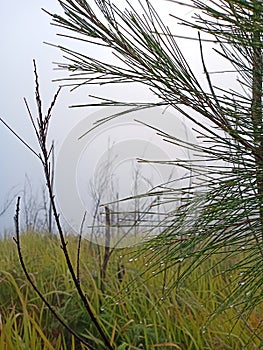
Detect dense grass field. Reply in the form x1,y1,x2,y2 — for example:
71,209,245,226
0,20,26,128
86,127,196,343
0,231,262,349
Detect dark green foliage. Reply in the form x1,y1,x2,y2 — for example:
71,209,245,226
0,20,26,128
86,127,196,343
46,0,263,316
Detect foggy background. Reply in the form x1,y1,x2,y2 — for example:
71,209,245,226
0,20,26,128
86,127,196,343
1,0,228,235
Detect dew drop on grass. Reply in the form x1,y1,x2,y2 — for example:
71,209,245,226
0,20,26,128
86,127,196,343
100,307,105,312
238,281,245,286
201,326,206,334
129,258,134,262
152,271,156,275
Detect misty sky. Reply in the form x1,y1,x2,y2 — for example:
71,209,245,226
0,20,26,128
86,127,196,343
1,1,67,232
1,0,230,234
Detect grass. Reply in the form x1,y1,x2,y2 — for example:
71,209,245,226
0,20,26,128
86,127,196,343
0,231,262,349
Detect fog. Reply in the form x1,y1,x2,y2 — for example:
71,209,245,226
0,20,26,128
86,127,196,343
1,0,232,236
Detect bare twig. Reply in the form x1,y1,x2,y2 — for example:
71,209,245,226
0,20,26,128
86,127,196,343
77,211,86,283
0,117,40,159
13,197,96,349
48,140,55,233
30,60,114,350
100,206,111,292
4,60,114,350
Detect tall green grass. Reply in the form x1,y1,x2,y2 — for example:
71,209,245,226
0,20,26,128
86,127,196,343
0,231,262,349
